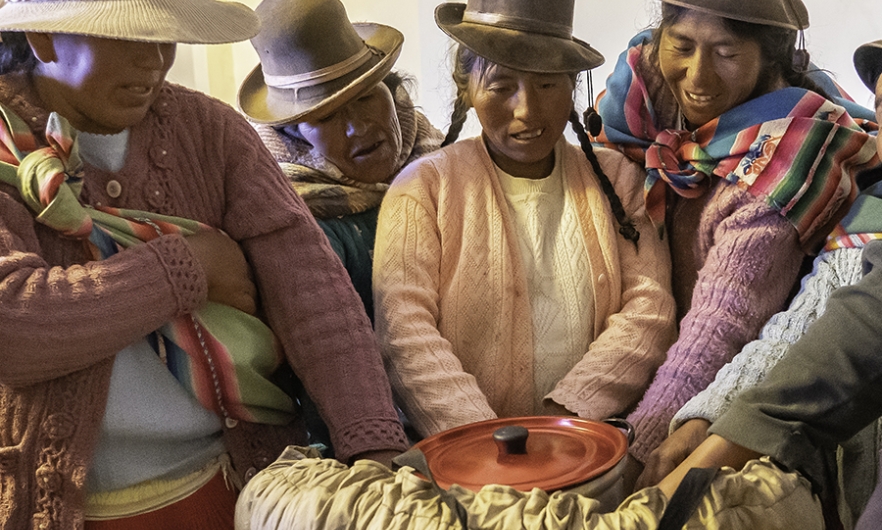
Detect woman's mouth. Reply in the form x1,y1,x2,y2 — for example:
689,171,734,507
511,128,544,140
351,140,383,159
684,91,718,104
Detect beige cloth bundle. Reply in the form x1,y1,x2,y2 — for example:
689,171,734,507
235,447,822,530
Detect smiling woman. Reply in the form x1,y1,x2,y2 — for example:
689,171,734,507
592,0,881,482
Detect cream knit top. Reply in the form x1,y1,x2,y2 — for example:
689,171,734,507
496,148,594,412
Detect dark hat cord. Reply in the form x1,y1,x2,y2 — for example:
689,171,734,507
785,0,810,71
582,70,603,137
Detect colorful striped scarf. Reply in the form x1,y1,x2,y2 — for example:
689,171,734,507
596,30,880,248
0,104,294,426
823,181,882,251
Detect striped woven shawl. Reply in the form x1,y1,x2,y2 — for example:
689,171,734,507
596,30,880,250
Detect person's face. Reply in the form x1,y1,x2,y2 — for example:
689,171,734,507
658,10,765,127
30,34,175,134
468,64,574,179
297,82,402,184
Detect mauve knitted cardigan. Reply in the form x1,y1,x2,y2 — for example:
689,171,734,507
0,74,406,529
626,177,804,462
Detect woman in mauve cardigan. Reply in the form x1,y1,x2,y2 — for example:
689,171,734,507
0,9,406,529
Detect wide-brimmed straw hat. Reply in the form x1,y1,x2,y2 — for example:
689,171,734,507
435,0,604,74
238,0,403,125
0,0,259,44
661,0,809,30
854,40,882,91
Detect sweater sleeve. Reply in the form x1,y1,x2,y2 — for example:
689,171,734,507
549,149,677,420
0,188,207,387
213,106,407,461
373,158,498,437
672,248,865,431
710,241,882,487
627,189,805,463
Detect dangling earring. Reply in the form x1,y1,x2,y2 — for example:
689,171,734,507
582,70,603,137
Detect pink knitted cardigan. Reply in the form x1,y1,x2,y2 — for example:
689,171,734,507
0,74,406,529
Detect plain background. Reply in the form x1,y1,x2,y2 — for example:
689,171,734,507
168,0,882,138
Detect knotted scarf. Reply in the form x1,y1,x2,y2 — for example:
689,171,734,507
0,104,295,426
596,30,880,248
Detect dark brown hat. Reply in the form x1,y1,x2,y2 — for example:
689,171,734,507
435,0,604,74
238,0,403,125
854,40,882,91
662,0,809,30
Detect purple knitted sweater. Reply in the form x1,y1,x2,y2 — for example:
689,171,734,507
626,178,803,463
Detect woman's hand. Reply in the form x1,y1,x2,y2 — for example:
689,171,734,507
656,434,761,499
185,230,257,315
635,418,711,490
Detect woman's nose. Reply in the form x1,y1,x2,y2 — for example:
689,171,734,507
512,85,538,121
685,50,714,87
133,42,172,70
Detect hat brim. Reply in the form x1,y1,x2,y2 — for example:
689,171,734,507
855,41,882,91
661,0,809,31
0,0,259,44
238,23,403,125
435,3,604,74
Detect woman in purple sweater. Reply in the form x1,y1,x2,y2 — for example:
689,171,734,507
594,0,879,474
0,0,407,528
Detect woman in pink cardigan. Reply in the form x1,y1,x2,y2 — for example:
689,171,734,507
593,0,879,476
373,0,676,440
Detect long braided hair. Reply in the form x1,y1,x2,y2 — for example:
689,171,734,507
443,44,640,246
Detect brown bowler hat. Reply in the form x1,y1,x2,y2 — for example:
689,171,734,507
238,0,403,125
662,0,809,30
855,40,882,91
435,0,604,74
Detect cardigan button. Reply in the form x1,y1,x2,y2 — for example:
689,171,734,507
106,180,122,198
244,467,258,481
597,273,607,284
225,418,239,429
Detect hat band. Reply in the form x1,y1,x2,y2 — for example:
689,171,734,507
264,45,378,89
462,10,572,39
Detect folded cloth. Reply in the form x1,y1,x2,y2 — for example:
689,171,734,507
235,448,822,530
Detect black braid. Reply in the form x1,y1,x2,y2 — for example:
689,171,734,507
442,91,470,147
569,110,640,247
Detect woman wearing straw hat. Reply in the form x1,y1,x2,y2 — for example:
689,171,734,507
239,0,443,324
651,42,882,530
372,0,676,440
592,0,880,475
0,0,408,527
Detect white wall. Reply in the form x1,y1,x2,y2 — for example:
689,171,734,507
168,0,882,133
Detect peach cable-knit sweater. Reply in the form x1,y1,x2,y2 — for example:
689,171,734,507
373,137,677,437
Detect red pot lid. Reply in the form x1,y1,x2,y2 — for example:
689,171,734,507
412,416,627,492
